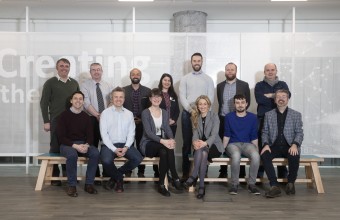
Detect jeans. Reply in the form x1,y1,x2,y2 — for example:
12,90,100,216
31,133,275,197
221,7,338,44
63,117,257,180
181,110,192,177
261,145,300,186
60,142,100,186
226,142,260,185
100,144,143,182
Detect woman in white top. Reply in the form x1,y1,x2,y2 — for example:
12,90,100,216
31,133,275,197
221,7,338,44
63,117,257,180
140,88,183,197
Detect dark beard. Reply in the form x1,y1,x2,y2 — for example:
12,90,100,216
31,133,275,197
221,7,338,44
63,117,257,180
192,65,201,72
131,78,140,84
226,75,236,81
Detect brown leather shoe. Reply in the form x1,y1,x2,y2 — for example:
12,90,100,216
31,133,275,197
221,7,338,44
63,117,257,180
66,186,78,197
84,184,98,194
115,180,124,193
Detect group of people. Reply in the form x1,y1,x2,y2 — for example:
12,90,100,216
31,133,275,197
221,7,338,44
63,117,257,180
40,53,303,199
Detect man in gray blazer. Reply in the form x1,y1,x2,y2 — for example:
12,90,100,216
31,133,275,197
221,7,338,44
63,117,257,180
260,89,304,198
217,62,250,178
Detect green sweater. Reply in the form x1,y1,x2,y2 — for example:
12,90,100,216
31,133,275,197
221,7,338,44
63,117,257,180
40,77,79,123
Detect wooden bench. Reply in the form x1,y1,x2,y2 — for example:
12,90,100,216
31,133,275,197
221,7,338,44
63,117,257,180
188,155,325,193
35,153,167,191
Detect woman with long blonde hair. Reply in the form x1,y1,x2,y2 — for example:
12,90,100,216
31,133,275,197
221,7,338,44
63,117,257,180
184,95,225,199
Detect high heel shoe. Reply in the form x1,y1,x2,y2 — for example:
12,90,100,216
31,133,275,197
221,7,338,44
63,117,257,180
183,176,198,189
196,187,205,199
158,184,170,197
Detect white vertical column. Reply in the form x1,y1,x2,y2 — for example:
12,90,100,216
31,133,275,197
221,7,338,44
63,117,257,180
132,7,135,33
292,7,296,33
25,6,30,174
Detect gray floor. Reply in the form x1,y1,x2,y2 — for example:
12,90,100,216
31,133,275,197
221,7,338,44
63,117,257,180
0,166,339,220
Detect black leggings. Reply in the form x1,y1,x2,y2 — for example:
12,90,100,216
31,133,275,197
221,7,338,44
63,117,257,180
145,141,179,185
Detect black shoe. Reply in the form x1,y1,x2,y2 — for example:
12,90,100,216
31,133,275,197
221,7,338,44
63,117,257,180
172,179,184,190
103,179,115,191
115,180,124,193
158,185,170,197
218,172,228,178
265,186,282,198
285,183,296,195
196,187,205,199
51,180,62,186
229,185,238,195
66,186,78,197
84,184,98,194
183,176,198,189
138,172,146,184
248,184,260,195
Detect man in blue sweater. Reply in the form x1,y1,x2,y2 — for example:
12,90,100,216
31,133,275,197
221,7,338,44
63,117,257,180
255,63,290,179
223,94,260,195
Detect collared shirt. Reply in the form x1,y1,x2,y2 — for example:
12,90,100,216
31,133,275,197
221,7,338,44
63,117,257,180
272,107,290,147
221,80,236,116
80,78,113,114
100,105,136,152
56,75,71,83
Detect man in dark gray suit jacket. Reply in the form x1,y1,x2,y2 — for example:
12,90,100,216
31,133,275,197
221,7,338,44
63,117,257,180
216,62,250,178
260,89,304,198
123,68,152,178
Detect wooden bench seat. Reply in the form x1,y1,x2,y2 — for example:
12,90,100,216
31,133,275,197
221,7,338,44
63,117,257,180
35,153,166,191
189,155,325,193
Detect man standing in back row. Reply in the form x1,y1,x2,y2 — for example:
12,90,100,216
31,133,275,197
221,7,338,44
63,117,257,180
81,63,113,183
255,63,290,178
40,58,79,186
123,68,153,179
217,62,250,179
179,52,214,180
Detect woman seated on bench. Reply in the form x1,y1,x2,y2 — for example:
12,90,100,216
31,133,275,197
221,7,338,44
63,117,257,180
57,91,100,197
140,88,183,197
183,95,225,199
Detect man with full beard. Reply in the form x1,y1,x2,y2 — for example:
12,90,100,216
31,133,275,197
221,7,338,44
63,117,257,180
223,94,260,195
216,62,250,179
179,52,214,180
123,68,152,179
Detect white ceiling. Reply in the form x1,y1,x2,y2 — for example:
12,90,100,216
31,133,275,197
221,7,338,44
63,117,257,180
0,0,339,20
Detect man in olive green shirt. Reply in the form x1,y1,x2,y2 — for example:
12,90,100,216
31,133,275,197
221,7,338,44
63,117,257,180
40,58,79,185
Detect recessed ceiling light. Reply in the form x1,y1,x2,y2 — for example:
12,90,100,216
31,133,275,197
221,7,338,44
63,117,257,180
118,0,154,2
271,0,308,2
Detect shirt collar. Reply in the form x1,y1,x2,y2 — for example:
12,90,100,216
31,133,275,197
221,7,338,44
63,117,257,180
226,78,237,84
56,75,71,83
192,70,203,75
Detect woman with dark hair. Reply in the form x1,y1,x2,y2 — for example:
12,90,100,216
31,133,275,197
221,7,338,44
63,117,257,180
183,95,225,199
158,73,180,137
140,88,183,197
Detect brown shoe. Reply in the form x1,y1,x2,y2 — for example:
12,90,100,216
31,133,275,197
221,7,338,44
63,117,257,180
66,186,78,197
115,180,124,193
285,183,296,195
265,186,281,198
84,184,98,194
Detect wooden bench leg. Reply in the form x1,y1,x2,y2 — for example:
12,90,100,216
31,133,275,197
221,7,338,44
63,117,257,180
35,160,48,191
45,163,54,186
305,165,314,189
310,162,325,193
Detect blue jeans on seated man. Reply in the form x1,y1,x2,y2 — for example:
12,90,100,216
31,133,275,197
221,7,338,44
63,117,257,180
60,142,100,187
226,142,260,186
100,143,143,182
